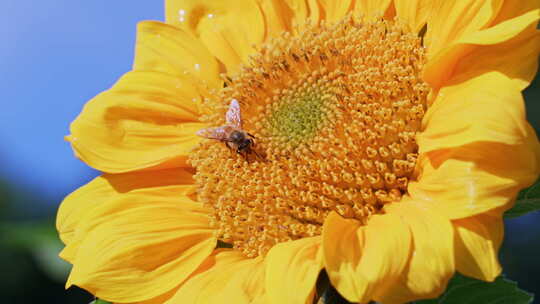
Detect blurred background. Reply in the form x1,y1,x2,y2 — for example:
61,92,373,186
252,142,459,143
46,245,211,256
0,1,538,303
0,1,161,303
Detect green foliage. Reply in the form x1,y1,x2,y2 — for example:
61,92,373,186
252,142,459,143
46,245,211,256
414,274,533,304
505,179,540,219
0,221,70,282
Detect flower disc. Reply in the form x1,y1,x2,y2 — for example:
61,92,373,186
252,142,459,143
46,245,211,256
190,16,430,257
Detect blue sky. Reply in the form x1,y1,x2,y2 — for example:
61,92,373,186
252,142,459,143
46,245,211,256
0,1,162,209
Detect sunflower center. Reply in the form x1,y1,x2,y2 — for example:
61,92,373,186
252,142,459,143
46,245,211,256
189,16,430,257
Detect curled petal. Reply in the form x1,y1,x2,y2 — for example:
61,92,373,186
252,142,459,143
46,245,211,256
378,201,455,303
419,72,529,152
134,21,221,88
451,16,540,90
453,211,504,281
166,0,265,74
57,168,196,250
425,0,504,56
167,251,265,304
414,72,540,219
68,70,206,173
68,21,224,173
58,169,216,303
410,142,539,220
413,130,540,220
424,0,540,88
265,237,323,304
322,212,411,303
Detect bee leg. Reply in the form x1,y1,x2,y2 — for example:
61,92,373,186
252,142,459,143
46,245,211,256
224,142,233,154
241,150,250,162
236,148,246,160
247,133,256,139
252,149,265,162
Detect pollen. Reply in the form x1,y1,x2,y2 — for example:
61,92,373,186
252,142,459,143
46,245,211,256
189,16,430,258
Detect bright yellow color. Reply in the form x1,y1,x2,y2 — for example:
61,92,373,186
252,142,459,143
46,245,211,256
58,0,540,303
264,237,323,304
57,169,216,302
189,17,428,257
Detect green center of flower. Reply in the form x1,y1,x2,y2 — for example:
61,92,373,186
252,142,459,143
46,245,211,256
266,88,328,147
190,15,430,257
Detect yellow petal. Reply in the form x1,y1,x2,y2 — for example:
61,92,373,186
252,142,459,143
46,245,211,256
306,0,323,23
425,0,503,57
68,70,206,173
57,168,197,256
378,201,454,303
257,0,292,35
321,213,362,302
66,201,215,303
424,1,540,88
411,129,540,220
134,21,221,89
279,0,308,29
318,0,354,23
60,168,200,257
453,212,503,281
415,75,540,220
69,20,223,173
57,177,114,247
418,72,528,152
450,14,540,90
354,0,393,16
60,169,216,303
265,237,323,304
167,251,265,304
393,0,434,33
322,212,411,303
459,9,540,44
119,286,180,304
166,0,265,75
491,0,540,25
354,0,393,19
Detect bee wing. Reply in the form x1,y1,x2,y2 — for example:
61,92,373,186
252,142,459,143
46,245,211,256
196,126,229,141
226,99,242,128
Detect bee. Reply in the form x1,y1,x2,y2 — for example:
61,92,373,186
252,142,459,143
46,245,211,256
196,99,261,160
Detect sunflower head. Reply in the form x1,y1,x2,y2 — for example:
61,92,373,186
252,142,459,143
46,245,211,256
189,16,430,257
59,1,540,304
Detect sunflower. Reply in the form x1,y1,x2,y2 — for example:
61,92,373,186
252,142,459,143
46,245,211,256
57,0,540,303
